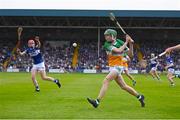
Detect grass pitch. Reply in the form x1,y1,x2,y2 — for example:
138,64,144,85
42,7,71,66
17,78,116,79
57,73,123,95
0,72,180,119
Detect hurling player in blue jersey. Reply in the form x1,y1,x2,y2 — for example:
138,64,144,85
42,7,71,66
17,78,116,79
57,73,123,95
149,53,161,80
165,52,176,86
17,36,61,92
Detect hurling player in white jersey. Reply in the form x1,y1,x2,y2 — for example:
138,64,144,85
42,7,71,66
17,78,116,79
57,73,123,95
17,36,61,92
149,53,160,80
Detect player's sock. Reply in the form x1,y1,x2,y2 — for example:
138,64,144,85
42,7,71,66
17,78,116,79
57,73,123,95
132,80,136,86
96,99,100,104
157,77,160,80
54,79,61,88
87,98,99,108
35,86,40,92
170,82,175,87
137,95,145,107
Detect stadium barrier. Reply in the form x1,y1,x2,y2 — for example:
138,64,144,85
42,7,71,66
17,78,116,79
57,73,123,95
7,68,19,72
83,69,96,73
175,70,180,74
101,69,109,73
123,70,138,74
49,69,65,73
84,69,139,74
5,68,179,74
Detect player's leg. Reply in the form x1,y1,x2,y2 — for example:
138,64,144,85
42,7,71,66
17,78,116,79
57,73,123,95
115,74,145,107
31,68,40,92
150,69,156,79
39,70,61,88
124,69,136,86
125,69,133,81
87,69,118,108
154,70,161,80
97,70,117,100
167,71,175,86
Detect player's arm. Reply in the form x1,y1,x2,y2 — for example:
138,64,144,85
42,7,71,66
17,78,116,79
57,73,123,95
35,36,41,48
112,34,133,53
155,61,159,68
122,34,134,58
126,35,134,58
165,44,180,53
17,48,26,56
128,43,133,57
112,41,129,53
126,55,131,62
120,34,134,58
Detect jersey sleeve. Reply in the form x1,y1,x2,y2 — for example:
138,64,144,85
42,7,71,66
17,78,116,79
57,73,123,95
24,48,28,54
117,39,124,45
103,42,115,52
35,47,40,50
117,39,129,51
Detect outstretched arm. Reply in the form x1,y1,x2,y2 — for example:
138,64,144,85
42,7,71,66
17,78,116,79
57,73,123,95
165,44,180,53
17,48,26,56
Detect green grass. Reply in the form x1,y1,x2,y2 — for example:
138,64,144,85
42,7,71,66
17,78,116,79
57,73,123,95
0,72,180,119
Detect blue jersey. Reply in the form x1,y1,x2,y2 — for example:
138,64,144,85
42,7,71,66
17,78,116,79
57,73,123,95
150,59,158,68
25,47,44,64
166,56,174,69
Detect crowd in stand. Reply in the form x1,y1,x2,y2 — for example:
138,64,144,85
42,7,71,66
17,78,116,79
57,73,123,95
0,40,179,72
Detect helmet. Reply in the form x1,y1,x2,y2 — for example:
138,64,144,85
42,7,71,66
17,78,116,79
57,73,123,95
151,53,155,58
104,29,117,37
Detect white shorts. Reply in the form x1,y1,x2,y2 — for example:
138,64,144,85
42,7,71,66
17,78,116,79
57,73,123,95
109,66,124,74
151,67,157,71
168,68,175,74
31,62,45,71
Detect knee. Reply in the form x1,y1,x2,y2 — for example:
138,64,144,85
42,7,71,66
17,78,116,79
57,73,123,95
103,78,110,85
168,75,173,79
31,76,35,80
